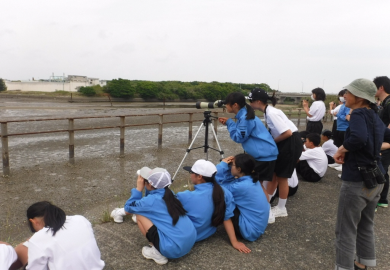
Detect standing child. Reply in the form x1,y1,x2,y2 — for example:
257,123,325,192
321,130,338,164
0,241,17,270
215,154,269,243
178,159,250,253
110,167,196,265
296,133,328,182
248,88,302,219
302,88,326,135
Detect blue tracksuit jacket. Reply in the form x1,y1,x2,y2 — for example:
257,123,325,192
176,182,235,242
226,107,278,161
124,188,197,259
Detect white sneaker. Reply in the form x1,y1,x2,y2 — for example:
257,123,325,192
268,207,275,224
110,208,125,223
328,163,341,168
334,165,343,171
338,174,341,179
142,245,168,265
132,214,137,224
271,206,288,218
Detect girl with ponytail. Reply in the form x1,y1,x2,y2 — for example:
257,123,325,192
215,153,270,245
111,167,196,265
176,160,237,244
219,92,278,183
248,87,302,220
13,201,104,269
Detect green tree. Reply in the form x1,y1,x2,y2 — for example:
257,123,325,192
78,86,96,96
136,81,161,99
0,78,7,92
104,78,135,98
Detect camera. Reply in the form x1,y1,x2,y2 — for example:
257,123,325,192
196,100,226,109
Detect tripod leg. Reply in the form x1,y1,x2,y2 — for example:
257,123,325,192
172,123,204,181
210,123,225,159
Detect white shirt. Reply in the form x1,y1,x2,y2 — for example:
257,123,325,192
331,104,342,120
322,139,338,157
0,244,17,270
26,215,105,270
299,147,328,177
264,106,298,139
307,101,326,121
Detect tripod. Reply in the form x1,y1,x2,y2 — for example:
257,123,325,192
172,111,224,180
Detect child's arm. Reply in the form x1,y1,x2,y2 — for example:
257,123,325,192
215,159,235,185
225,118,254,143
223,219,251,253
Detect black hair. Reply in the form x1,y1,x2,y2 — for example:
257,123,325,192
233,153,258,183
225,92,255,120
321,130,332,139
306,133,321,146
163,187,187,226
299,131,310,140
27,201,66,236
369,102,379,113
338,89,346,97
311,88,326,101
373,76,390,94
202,174,226,227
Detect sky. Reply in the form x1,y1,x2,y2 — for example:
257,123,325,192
1,0,390,93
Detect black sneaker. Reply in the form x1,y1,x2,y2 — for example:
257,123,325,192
377,199,388,208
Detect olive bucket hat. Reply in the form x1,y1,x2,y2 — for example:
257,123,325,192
343,78,377,104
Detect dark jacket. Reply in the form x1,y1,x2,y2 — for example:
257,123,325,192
342,108,390,182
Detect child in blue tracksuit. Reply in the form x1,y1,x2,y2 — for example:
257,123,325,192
177,159,235,241
111,167,197,265
215,154,270,242
219,92,278,182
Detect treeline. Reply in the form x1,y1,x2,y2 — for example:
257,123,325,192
78,79,275,101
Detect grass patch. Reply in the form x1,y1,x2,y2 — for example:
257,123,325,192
101,209,111,223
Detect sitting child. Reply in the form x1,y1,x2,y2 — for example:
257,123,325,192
270,169,299,204
321,130,338,164
215,153,269,243
296,133,328,182
110,167,197,265
13,201,104,270
0,241,18,270
177,159,250,253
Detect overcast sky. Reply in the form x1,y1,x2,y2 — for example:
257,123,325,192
1,0,390,93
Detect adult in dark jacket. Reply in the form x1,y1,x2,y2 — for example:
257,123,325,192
333,78,390,270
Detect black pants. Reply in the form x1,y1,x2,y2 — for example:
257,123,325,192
296,160,321,182
306,120,323,135
333,130,345,148
380,150,390,202
270,185,299,204
326,154,335,164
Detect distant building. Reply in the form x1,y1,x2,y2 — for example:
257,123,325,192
5,75,106,92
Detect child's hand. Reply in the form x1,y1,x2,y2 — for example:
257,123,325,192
219,117,229,125
232,241,251,253
222,156,234,164
136,175,145,192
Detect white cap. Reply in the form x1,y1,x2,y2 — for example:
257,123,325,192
183,159,217,177
138,167,172,189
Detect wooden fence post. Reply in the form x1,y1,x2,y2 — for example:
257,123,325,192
68,119,75,164
213,112,218,136
1,122,10,176
297,109,301,128
120,116,125,157
188,113,193,144
158,114,163,149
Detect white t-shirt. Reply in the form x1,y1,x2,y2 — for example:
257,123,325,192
331,104,342,120
26,215,105,270
299,147,328,177
322,139,338,157
307,101,326,121
264,106,298,139
0,244,17,270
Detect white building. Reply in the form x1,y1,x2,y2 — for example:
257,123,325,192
5,75,106,92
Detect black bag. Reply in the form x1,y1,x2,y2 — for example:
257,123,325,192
358,161,385,189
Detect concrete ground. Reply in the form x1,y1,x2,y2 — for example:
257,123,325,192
1,99,389,269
